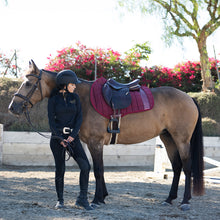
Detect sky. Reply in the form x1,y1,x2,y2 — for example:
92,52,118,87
1,0,220,73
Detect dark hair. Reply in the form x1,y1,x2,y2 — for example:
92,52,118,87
57,84,66,90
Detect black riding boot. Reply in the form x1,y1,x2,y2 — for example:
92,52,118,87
55,175,64,208
74,157,93,210
75,190,93,210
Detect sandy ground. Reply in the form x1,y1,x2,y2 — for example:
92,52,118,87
0,165,219,220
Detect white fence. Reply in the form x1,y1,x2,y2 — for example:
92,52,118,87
0,124,219,167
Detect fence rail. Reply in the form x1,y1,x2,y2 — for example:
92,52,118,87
0,124,219,167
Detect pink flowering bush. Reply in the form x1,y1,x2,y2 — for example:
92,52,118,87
46,42,147,82
142,59,219,92
46,42,219,92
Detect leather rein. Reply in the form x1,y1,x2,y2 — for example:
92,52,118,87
13,69,74,160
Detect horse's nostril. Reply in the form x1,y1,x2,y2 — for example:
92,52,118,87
8,102,23,115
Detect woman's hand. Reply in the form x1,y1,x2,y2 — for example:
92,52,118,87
60,136,74,148
67,136,74,143
60,140,67,148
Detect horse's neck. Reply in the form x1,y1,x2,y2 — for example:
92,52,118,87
76,81,91,100
43,71,57,97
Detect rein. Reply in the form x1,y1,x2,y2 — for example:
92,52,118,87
24,105,74,161
14,69,74,161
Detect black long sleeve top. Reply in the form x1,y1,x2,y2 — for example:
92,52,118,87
47,89,82,139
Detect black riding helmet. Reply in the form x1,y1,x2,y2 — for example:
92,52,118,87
56,70,81,89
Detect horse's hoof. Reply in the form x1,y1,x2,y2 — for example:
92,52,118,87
179,203,190,211
161,201,172,206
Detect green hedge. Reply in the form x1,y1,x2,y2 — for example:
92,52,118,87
0,77,219,136
189,90,220,136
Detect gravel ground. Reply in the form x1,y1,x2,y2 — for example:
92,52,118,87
0,165,219,220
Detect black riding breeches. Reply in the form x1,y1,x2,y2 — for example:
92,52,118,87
50,135,91,202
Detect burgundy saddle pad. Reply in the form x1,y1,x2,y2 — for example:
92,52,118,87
90,77,154,119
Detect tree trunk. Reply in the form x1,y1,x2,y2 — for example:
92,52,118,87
197,36,213,91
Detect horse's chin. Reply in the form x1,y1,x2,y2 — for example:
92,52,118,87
8,109,23,117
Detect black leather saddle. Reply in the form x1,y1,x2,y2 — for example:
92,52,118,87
102,78,140,110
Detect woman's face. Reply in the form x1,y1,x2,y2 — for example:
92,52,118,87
67,83,76,93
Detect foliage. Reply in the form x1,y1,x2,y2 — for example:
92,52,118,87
202,117,220,137
0,50,20,77
0,77,49,132
46,41,150,83
46,43,219,92
142,58,219,92
189,91,220,136
117,0,220,91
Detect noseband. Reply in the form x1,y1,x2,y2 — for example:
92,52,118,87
14,70,43,108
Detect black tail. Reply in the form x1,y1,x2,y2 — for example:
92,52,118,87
190,98,204,196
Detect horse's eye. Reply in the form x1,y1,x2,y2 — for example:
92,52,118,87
25,81,32,87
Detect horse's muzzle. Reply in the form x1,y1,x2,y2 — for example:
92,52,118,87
8,101,24,116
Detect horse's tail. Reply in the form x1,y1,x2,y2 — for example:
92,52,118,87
190,98,204,196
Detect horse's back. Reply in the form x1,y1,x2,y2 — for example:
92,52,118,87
117,86,198,144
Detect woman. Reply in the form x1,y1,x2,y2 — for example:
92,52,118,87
48,70,93,210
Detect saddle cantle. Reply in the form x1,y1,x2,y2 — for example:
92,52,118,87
102,78,141,110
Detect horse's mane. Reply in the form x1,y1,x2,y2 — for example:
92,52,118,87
79,78,94,84
43,69,58,76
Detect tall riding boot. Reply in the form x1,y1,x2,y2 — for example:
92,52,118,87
75,190,93,210
75,158,93,210
55,176,64,208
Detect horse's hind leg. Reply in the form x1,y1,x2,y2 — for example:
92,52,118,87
160,132,182,205
161,132,192,210
177,142,192,211
88,142,108,205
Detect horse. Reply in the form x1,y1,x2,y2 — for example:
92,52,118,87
8,60,204,211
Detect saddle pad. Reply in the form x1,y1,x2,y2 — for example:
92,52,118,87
90,77,154,119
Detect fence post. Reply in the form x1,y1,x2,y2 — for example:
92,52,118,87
154,137,171,174
0,124,3,165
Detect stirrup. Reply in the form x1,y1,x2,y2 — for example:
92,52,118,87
107,117,120,133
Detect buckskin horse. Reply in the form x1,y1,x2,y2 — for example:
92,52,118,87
8,60,204,211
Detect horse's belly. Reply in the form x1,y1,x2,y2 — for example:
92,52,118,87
117,115,161,144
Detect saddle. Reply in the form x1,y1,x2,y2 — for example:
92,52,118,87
102,78,141,110
102,78,141,140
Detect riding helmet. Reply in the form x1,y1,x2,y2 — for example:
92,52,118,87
56,70,81,87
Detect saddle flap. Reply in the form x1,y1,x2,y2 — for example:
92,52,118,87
111,88,131,109
102,83,112,106
102,83,131,109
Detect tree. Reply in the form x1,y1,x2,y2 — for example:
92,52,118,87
118,0,220,91
0,50,20,77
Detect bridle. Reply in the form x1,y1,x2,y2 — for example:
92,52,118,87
13,69,48,138
13,69,73,160
14,69,43,108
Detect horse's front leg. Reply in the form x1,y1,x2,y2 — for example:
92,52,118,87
88,142,108,205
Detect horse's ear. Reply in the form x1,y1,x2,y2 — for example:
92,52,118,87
29,60,39,72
